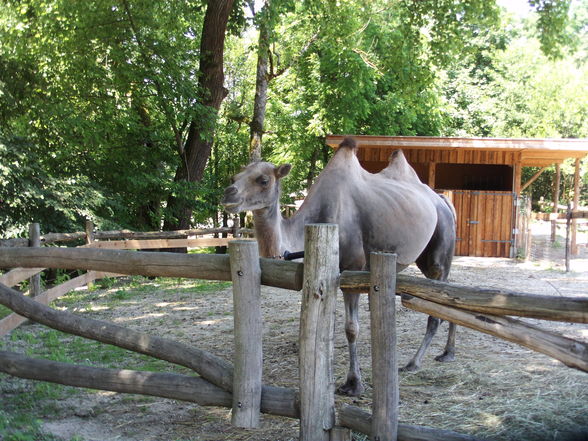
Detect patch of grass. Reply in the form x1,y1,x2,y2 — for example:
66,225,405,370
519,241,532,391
0,304,12,319
56,289,100,307
111,289,134,301
0,409,61,441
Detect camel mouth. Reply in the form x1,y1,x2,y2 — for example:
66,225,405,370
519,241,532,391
221,200,242,213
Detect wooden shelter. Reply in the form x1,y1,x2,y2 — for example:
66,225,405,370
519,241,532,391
326,135,588,258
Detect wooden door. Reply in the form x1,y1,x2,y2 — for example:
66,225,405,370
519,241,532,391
441,190,514,257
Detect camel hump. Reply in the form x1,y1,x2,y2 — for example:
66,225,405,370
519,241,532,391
378,149,420,181
339,136,357,151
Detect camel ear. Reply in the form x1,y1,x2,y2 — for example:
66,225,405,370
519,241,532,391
275,164,292,179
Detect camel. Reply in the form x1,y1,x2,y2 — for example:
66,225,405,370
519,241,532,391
221,137,456,396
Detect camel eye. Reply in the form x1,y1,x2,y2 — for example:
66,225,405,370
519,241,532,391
256,175,270,186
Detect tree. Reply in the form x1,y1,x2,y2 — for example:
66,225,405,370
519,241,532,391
163,0,237,232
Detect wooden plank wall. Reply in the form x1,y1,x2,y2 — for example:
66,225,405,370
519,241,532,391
359,147,519,166
443,191,514,258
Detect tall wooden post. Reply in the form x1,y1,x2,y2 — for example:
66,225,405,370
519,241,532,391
28,223,41,297
427,162,436,189
232,215,241,238
299,224,338,441
551,163,561,242
369,252,398,441
571,158,581,255
229,239,263,428
85,220,96,289
565,203,571,273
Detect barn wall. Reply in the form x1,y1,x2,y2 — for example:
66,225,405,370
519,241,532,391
357,147,519,166
442,190,514,258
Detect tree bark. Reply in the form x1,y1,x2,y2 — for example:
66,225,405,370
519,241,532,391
249,3,271,162
164,0,235,233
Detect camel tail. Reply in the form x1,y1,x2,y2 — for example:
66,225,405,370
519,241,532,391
339,136,357,151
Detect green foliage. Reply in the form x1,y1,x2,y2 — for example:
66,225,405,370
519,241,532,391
441,2,588,205
530,0,573,58
0,0,584,235
0,135,106,236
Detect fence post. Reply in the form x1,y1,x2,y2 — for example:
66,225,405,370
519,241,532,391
28,223,41,297
232,215,241,238
229,239,262,428
369,252,399,441
565,203,571,273
299,224,339,441
85,220,95,245
85,220,96,289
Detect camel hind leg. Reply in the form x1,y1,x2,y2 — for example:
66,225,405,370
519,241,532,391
400,214,456,372
336,290,365,396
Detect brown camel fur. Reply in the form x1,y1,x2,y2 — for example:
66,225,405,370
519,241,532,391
222,136,456,396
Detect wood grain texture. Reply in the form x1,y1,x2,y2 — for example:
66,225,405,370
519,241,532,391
299,224,338,441
0,247,302,291
339,271,588,323
0,351,232,407
369,252,398,441
230,240,263,428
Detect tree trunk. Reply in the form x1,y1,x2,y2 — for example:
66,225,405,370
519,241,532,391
249,4,271,162
134,102,163,231
164,0,235,234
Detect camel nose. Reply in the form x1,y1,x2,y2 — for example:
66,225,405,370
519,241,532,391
224,186,238,197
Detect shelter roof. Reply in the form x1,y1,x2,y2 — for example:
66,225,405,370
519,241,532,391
325,135,588,167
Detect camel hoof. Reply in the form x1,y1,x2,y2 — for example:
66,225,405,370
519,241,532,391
399,362,420,373
336,379,365,397
435,351,455,362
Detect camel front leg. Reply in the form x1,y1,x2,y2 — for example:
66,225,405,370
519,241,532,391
336,291,365,396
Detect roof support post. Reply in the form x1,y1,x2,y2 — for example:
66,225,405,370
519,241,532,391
571,158,581,255
513,162,522,196
427,162,436,189
551,163,561,242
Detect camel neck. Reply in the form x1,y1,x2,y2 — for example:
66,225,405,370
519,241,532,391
252,201,284,258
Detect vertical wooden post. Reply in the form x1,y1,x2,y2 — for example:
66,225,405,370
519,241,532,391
551,163,561,242
427,162,436,189
299,224,338,441
565,203,571,273
232,215,241,238
571,158,581,255
229,239,262,428
85,220,95,289
369,252,398,441
28,223,41,297
85,220,95,245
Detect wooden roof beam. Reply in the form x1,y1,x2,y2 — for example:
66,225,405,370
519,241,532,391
520,166,549,193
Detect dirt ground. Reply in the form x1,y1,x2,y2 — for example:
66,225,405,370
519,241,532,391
1,221,588,441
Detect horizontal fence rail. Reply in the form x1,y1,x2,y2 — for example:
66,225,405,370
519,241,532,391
340,271,588,323
0,247,303,291
0,227,253,248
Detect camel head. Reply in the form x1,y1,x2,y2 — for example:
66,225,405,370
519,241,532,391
221,161,292,214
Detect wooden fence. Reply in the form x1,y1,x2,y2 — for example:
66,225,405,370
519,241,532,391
0,221,251,336
1,224,587,441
